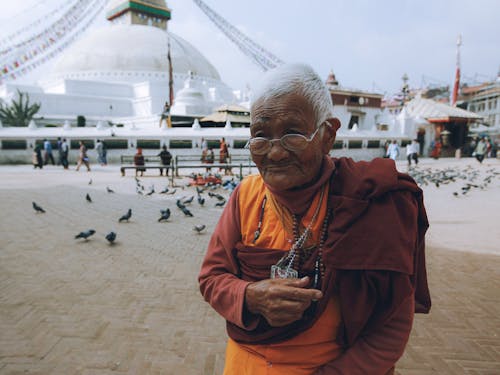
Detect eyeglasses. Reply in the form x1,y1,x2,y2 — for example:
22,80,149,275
246,122,330,155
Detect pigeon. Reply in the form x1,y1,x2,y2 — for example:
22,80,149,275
193,224,206,234
181,207,193,217
453,192,459,197
197,196,205,206
166,188,176,195
159,186,169,194
119,209,132,222
75,229,96,240
86,193,92,203
32,201,46,213
215,199,226,207
209,192,225,201
183,196,194,204
176,199,186,209
106,186,115,193
88,178,92,185
146,185,155,196
105,231,117,244
158,208,171,222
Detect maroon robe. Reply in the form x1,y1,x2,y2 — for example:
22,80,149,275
199,156,430,370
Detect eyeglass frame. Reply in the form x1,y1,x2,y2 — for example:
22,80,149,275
245,120,332,155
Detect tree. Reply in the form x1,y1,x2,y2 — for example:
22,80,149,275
0,90,41,127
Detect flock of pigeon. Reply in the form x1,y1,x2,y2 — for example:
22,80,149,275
407,165,499,196
32,175,240,245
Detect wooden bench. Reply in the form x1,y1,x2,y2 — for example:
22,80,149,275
120,155,172,177
174,154,255,179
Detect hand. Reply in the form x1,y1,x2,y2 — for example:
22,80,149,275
245,276,323,327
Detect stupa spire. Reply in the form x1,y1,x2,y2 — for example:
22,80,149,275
106,0,171,30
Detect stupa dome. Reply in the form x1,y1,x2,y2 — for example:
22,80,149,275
50,24,221,82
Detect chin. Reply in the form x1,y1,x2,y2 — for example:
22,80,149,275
261,171,303,191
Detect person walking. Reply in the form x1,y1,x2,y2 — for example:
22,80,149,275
158,145,172,176
406,139,419,166
96,140,107,166
56,137,63,166
75,141,91,171
32,144,43,169
386,140,400,161
43,138,55,165
473,137,487,163
61,138,69,169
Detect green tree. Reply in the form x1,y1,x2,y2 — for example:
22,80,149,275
0,90,41,127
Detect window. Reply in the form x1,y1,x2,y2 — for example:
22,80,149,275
1,139,27,150
348,115,359,129
233,140,248,149
137,140,160,149
169,140,193,149
332,141,343,149
104,139,128,149
367,140,380,149
348,140,362,149
70,140,94,149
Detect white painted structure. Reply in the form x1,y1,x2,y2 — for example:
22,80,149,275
0,1,236,127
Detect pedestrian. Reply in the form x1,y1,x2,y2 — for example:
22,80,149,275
32,144,43,169
96,139,107,166
473,137,487,163
430,138,442,159
56,137,63,166
75,141,91,171
134,147,146,177
158,145,172,176
406,139,419,166
386,139,400,161
219,137,232,175
485,137,492,158
61,138,69,169
199,63,430,374
43,138,55,165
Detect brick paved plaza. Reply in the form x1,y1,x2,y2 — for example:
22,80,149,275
0,159,499,374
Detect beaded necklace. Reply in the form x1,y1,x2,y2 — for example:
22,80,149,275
253,185,330,289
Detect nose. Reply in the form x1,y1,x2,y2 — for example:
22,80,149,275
267,139,289,161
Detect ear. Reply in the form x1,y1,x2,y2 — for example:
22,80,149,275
321,117,340,154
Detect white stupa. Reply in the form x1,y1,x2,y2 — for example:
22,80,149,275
0,0,235,126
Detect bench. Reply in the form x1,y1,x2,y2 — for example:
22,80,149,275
120,155,172,177
174,154,255,179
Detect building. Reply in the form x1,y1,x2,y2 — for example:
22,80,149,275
0,0,236,128
395,96,481,156
459,71,500,129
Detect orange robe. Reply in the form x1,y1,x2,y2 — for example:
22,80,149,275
224,175,342,374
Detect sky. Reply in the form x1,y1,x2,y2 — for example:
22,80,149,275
1,0,500,96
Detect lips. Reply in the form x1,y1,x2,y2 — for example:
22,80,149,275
264,163,294,171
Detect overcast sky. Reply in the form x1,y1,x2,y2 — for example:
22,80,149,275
1,0,499,95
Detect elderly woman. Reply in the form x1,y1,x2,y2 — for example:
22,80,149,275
199,64,430,374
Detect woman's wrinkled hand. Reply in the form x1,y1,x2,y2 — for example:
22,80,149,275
244,276,323,327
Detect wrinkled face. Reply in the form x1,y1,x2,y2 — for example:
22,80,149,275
250,93,332,191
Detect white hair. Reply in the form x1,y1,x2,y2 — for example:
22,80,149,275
251,63,334,128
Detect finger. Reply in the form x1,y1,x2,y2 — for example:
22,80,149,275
268,283,323,302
